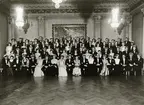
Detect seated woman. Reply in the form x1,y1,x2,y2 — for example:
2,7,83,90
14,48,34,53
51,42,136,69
100,55,109,76
73,56,81,76
34,55,44,77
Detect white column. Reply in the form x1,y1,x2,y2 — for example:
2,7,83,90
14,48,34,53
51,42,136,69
93,16,102,39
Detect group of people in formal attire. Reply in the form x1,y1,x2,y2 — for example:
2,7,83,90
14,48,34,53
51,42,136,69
1,36,143,77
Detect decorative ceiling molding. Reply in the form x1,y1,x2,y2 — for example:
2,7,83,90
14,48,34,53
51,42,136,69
130,2,144,15
10,8,130,15
10,2,130,15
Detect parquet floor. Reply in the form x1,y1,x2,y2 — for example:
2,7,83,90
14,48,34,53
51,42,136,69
0,76,144,105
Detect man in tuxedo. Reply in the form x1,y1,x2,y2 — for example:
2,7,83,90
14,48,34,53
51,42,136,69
95,55,102,75
125,37,131,48
17,38,23,48
13,55,22,76
29,55,37,76
65,55,74,76
42,56,51,76
120,54,128,75
129,41,134,52
2,55,9,76
80,55,89,76
107,55,115,75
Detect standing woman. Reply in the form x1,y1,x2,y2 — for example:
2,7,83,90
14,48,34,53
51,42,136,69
114,54,121,76
87,55,96,76
100,55,109,76
73,56,81,76
34,55,44,77
58,55,67,77
6,43,12,57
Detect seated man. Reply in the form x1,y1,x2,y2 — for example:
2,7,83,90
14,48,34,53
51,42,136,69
65,55,74,76
42,56,51,76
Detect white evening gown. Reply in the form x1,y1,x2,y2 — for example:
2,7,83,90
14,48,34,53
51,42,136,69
58,60,68,77
34,59,44,77
73,60,81,76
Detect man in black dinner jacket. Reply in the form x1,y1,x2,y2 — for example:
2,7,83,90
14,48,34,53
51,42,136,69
65,55,74,76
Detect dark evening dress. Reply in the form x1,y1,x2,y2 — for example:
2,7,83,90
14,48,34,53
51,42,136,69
87,58,96,76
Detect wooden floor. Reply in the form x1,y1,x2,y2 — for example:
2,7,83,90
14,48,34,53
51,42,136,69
0,76,144,105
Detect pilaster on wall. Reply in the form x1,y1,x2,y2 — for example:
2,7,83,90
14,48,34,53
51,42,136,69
37,16,46,38
125,15,132,41
8,16,15,41
93,16,102,39
141,8,144,58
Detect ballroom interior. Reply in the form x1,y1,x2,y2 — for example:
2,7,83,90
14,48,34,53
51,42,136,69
1,0,144,105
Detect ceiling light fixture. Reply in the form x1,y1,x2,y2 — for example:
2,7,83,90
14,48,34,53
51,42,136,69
52,0,66,9
15,7,24,28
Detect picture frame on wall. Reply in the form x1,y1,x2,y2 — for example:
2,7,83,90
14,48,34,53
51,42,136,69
52,24,87,39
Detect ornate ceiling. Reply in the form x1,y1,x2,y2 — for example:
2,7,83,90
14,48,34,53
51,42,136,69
0,0,143,14
9,0,142,9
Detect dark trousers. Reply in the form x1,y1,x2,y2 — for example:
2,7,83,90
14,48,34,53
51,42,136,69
66,67,73,76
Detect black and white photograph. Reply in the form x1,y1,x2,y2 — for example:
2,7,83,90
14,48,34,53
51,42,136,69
0,0,144,105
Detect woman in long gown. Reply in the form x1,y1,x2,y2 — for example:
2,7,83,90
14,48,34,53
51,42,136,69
114,54,121,76
100,55,109,76
58,55,68,77
86,55,96,76
6,43,12,57
34,55,44,77
73,56,81,76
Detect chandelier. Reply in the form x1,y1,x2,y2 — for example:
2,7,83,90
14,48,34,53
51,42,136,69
52,0,67,9
108,7,121,28
15,7,24,28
